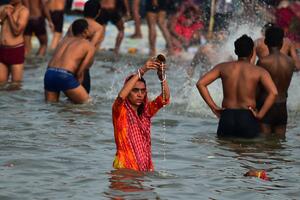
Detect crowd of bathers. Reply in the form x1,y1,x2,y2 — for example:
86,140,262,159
1,0,300,172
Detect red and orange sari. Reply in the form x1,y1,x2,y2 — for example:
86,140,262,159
112,95,169,171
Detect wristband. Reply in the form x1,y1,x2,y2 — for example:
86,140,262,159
137,68,141,79
160,74,166,82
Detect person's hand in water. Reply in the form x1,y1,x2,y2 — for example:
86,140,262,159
248,106,263,120
212,106,224,118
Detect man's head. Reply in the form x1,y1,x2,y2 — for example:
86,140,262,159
264,26,284,48
9,0,21,5
71,19,89,37
84,0,101,19
261,22,274,35
234,34,254,58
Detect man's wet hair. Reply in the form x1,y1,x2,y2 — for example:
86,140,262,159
71,19,88,36
262,22,275,33
234,34,254,57
84,0,101,18
264,26,284,47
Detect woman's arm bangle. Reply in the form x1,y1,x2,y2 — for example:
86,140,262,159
137,68,141,79
160,74,166,82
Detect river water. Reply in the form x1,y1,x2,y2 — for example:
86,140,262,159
1,17,300,200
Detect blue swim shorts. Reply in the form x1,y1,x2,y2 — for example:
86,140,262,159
44,67,80,92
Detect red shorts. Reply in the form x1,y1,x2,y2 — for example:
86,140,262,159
0,43,25,65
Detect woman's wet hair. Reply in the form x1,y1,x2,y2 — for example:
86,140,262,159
125,74,147,87
264,26,284,47
71,19,88,36
125,74,147,116
234,34,254,57
84,0,101,18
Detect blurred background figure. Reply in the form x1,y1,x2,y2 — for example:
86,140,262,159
96,0,127,56
145,0,174,56
275,0,300,48
47,0,66,50
23,0,54,56
169,1,204,52
124,0,142,38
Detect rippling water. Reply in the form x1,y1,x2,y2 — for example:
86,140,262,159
1,50,300,200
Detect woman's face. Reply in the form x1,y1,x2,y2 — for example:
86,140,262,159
127,81,147,108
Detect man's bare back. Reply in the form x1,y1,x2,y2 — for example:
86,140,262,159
257,52,294,102
47,0,65,11
49,36,95,76
22,0,43,18
217,60,273,109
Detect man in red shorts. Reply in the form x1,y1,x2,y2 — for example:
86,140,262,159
0,0,29,87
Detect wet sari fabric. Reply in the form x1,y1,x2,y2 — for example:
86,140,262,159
112,95,169,171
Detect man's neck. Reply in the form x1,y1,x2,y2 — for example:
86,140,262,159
268,47,281,54
238,57,250,62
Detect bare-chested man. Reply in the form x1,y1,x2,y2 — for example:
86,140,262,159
256,26,297,137
0,0,29,87
44,19,95,104
47,0,66,50
23,0,54,56
66,0,104,93
96,0,126,56
253,23,300,69
196,35,278,138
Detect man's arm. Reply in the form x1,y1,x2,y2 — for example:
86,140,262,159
6,6,29,36
76,44,96,84
289,43,300,71
90,25,105,49
41,0,54,32
0,5,8,25
196,65,222,117
254,69,277,119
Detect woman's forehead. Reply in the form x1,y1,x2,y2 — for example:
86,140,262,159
134,81,146,88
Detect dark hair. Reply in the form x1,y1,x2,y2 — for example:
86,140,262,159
264,26,284,47
234,34,254,57
83,0,101,18
71,19,88,36
125,74,147,116
262,22,274,33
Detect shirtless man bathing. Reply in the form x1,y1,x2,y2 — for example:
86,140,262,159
0,0,29,88
44,19,95,104
196,35,278,138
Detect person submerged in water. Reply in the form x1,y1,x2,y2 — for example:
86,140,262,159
112,58,170,171
196,35,278,138
44,19,95,104
256,26,297,137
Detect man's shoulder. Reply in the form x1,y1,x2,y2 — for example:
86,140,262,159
254,37,264,46
88,19,103,31
19,5,29,15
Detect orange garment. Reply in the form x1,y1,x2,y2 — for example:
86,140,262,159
112,95,169,171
